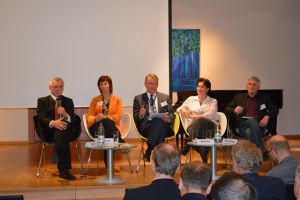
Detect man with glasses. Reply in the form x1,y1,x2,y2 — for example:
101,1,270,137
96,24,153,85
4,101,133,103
133,73,175,162
267,135,300,185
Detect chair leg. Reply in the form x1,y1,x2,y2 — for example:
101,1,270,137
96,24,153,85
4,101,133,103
86,149,93,174
74,142,87,175
36,143,46,177
123,149,133,173
136,140,145,173
220,146,231,170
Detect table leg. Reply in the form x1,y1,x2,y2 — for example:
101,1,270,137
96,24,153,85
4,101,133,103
211,145,219,180
95,149,126,184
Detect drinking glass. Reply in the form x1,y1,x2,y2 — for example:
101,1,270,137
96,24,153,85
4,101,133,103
113,131,119,144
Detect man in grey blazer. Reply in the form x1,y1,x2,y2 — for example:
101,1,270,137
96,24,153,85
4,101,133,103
133,73,175,162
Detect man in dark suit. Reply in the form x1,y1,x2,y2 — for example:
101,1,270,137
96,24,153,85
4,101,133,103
133,73,175,162
210,172,257,200
123,143,181,200
232,140,287,200
179,162,212,200
225,76,278,155
37,77,79,180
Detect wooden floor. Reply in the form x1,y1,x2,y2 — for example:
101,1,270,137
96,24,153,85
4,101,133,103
0,137,299,200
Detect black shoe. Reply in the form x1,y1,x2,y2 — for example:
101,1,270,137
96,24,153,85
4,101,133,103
143,149,151,162
59,170,76,180
181,146,190,156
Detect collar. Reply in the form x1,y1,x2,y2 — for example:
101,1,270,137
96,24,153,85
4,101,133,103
147,92,157,99
50,94,59,101
279,155,293,164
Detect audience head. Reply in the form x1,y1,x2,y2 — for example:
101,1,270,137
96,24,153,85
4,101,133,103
97,75,113,94
267,135,290,163
294,164,300,199
49,77,64,97
246,76,260,96
232,140,262,173
210,172,257,200
144,73,159,94
151,143,180,177
179,161,212,196
196,78,211,94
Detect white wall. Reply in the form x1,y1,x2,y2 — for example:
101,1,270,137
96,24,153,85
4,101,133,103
173,0,300,135
0,0,169,107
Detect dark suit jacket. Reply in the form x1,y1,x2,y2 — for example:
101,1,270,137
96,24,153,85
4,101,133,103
225,92,279,133
133,92,174,132
182,193,207,200
123,179,181,200
243,173,287,200
36,95,80,142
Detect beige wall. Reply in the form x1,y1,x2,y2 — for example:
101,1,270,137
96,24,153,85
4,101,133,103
0,108,28,141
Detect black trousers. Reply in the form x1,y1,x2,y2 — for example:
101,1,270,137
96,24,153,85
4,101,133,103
44,123,75,172
186,118,216,163
141,118,174,149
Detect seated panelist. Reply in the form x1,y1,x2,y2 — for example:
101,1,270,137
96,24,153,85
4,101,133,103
177,78,219,163
37,77,80,180
87,75,124,141
133,73,175,162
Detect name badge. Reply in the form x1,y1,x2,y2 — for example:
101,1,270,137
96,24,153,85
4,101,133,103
160,101,168,107
97,101,103,107
260,104,266,110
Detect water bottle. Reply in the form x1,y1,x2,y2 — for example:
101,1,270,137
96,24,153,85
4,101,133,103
214,123,222,145
97,122,105,145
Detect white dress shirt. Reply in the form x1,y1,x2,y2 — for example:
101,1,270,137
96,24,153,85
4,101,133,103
177,95,219,130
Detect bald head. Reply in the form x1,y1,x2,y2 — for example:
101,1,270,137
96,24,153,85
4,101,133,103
268,135,290,153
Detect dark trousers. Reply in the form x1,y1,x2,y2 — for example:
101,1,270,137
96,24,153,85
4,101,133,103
186,118,216,163
141,118,173,150
44,125,73,173
237,118,266,151
89,118,123,166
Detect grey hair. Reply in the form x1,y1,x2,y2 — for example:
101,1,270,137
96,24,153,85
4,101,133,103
152,143,180,176
232,140,262,173
49,77,64,86
248,76,260,84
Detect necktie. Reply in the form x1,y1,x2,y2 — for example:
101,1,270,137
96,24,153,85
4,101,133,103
55,100,59,120
150,94,154,107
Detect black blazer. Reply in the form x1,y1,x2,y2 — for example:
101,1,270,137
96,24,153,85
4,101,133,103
182,193,207,200
36,95,81,141
133,92,174,132
123,179,181,200
243,173,287,200
225,92,279,133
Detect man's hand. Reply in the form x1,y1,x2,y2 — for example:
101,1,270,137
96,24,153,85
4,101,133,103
52,119,68,130
162,114,169,122
57,106,69,119
234,106,244,115
139,105,147,118
259,115,269,127
180,109,189,118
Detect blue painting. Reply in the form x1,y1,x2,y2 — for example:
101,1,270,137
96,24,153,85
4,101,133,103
172,29,200,91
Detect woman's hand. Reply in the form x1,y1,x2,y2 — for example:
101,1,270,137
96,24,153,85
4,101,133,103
94,113,107,122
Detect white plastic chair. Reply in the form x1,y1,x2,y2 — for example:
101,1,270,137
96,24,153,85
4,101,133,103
82,113,133,173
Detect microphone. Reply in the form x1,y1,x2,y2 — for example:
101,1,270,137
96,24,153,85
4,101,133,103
56,96,62,119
